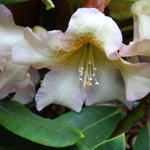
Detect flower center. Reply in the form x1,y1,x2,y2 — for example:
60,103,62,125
78,44,99,87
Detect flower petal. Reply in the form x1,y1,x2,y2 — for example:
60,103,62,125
0,62,30,98
85,49,149,105
13,80,35,104
29,68,40,84
119,59,150,101
84,51,130,107
35,55,85,112
120,39,150,57
136,15,150,39
12,28,69,68
0,5,34,101
0,16,23,55
0,4,14,24
64,8,122,59
131,0,150,40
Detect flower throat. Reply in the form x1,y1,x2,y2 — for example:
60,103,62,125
78,44,99,87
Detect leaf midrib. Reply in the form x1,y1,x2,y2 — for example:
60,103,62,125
74,109,120,150
81,109,119,132
0,104,71,136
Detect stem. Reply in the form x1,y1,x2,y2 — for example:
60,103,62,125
146,95,150,126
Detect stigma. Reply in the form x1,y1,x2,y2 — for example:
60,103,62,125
78,44,99,87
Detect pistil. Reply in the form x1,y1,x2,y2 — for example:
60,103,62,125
78,44,99,87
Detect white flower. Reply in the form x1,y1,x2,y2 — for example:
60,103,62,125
120,0,150,60
12,8,150,112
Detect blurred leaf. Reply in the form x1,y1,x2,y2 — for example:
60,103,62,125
92,134,125,150
41,0,55,10
56,106,122,149
1,0,55,9
0,101,83,148
67,0,82,13
121,25,133,32
0,0,30,4
133,126,150,150
108,2,132,20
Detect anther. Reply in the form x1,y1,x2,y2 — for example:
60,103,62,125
78,44,99,87
89,77,93,81
95,81,99,85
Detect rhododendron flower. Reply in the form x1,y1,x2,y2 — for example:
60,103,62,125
120,0,150,58
0,5,35,104
12,8,150,112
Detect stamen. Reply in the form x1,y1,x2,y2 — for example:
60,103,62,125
78,44,99,87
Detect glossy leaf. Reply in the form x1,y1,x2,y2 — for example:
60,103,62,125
0,101,83,148
56,106,122,149
92,134,125,150
133,126,150,150
70,142,90,150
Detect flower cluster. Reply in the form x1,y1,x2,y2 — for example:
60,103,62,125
0,1,150,112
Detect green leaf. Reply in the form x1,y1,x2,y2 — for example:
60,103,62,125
0,0,30,4
56,106,122,149
67,0,82,13
72,142,90,150
0,101,83,148
133,126,150,150
121,25,133,32
92,134,125,150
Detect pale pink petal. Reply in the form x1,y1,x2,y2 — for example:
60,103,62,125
131,0,150,40
84,66,131,107
35,55,85,112
12,28,69,68
119,58,150,101
0,63,30,98
85,49,150,104
64,8,122,60
13,81,35,104
0,6,35,102
84,50,131,108
0,4,14,24
0,4,24,51
29,68,40,84
120,39,150,57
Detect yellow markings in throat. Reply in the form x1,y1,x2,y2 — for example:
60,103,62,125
78,44,99,88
